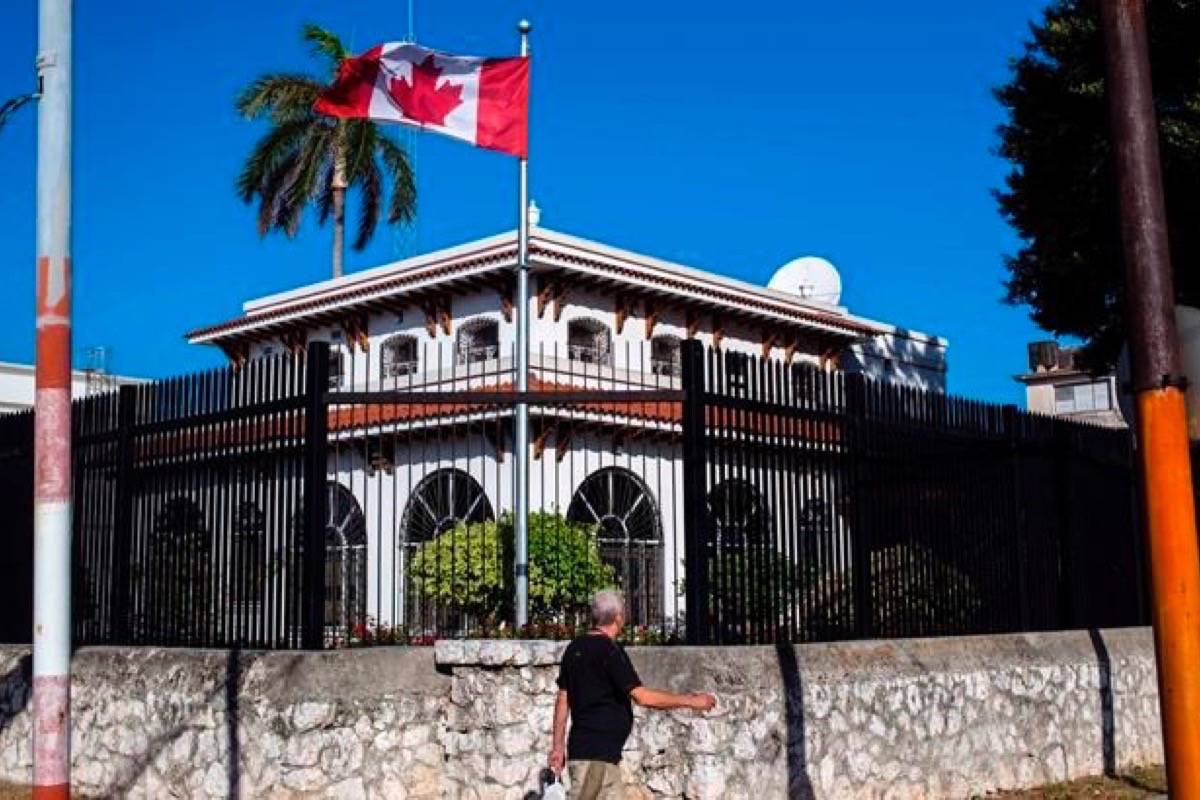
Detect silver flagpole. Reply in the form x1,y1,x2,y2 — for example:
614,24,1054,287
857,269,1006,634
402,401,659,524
514,18,532,629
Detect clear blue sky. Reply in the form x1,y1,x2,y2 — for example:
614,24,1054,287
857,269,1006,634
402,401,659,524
0,0,1052,403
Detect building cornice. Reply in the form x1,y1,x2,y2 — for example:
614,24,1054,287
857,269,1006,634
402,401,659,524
186,227,899,346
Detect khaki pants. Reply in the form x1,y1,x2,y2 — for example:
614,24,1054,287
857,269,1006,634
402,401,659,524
567,760,624,800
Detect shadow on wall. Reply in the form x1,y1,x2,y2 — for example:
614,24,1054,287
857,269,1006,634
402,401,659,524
1087,628,1116,777
0,654,32,740
98,649,275,799
776,641,815,799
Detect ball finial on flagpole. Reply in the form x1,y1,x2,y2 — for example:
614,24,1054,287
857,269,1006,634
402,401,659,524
518,19,531,34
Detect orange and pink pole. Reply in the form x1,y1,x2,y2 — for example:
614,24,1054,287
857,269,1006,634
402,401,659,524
1100,1,1200,794
32,0,73,797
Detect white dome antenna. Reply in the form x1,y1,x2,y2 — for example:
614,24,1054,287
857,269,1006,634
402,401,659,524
768,256,842,306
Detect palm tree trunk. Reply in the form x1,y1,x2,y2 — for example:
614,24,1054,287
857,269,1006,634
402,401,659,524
331,130,347,279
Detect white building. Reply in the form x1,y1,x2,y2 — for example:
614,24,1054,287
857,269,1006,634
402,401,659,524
0,360,142,415
186,226,947,632
1015,341,1126,429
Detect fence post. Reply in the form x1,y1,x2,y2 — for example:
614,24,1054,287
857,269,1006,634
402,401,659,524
1003,404,1032,632
844,372,874,639
1053,422,1075,629
301,342,330,649
680,339,710,645
110,385,137,643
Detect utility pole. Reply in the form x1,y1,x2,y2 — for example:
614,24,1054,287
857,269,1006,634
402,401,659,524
1099,1,1200,794
32,0,73,797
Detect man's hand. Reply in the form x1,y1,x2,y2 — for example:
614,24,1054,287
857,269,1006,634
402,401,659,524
689,692,717,712
549,745,566,776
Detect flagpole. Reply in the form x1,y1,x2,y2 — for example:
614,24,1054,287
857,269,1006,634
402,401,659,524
514,18,532,630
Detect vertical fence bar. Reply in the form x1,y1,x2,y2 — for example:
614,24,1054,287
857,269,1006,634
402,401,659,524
843,372,873,639
1053,422,1075,629
109,385,136,643
680,339,709,645
302,342,330,649
1002,404,1031,632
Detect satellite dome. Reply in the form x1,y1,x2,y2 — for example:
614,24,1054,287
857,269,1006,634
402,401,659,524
768,256,842,306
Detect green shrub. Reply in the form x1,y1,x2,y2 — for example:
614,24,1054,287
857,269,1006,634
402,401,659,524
408,511,614,623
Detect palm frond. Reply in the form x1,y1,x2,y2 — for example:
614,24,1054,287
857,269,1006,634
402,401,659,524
235,74,323,121
236,117,314,202
376,133,417,225
303,24,350,73
257,150,301,236
316,162,336,225
353,156,382,251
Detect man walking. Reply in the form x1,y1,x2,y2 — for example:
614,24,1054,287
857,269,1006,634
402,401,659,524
549,589,716,799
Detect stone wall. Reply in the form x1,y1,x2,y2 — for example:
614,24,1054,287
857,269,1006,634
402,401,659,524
0,628,1163,798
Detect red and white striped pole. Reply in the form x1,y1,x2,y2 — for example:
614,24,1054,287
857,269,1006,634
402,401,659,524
32,0,73,797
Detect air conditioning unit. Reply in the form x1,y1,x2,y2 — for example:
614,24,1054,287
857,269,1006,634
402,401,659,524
1027,341,1059,372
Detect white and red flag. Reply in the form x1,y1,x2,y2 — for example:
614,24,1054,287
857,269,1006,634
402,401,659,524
315,43,529,158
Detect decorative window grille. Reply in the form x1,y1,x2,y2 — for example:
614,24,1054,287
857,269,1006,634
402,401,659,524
724,351,750,394
231,501,265,606
706,480,770,549
380,334,419,380
324,482,367,637
456,318,500,365
328,350,346,389
567,318,612,366
650,335,682,377
566,467,663,625
399,469,495,632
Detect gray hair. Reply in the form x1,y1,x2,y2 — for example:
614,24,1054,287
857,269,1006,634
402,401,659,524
591,588,625,626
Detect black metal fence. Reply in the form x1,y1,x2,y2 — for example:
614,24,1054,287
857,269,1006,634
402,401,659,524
0,339,1152,648
679,341,1148,645
0,411,33,643
71,353,326,649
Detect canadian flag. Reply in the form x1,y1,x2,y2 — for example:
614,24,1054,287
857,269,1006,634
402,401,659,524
315,43,529,158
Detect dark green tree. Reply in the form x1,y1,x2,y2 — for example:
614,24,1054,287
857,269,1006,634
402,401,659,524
235,24,416,278
994,0,1200,370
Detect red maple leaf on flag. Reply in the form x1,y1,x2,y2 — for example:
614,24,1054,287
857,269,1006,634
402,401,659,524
389,56,464,127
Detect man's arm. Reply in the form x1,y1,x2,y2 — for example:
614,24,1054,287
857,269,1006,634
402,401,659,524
549,689,570,775
630,686,716,712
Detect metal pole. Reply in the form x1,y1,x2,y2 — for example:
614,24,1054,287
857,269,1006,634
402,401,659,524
1099,1,1200,794
513,18,532,629
33,0,73,797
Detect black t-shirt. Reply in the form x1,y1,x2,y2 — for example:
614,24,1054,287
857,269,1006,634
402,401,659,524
556,633,643,764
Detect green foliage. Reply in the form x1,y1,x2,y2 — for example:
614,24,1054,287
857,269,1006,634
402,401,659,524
994,0,1200,369
234,25,416,268
408,512,615,623
704,546,808,642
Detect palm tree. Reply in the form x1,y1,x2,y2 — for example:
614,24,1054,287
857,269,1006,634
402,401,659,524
236,25,415,278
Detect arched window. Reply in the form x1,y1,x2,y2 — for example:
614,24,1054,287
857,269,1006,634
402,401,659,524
328,349,347,388
706,480,769,549
399,468,495,546
650,334,682,377
567,318,612,366
231,500,265,606
723,351,750,394
325,482,367,636
148,497,212,644
399,469,495,631
456,318,500,365
566,467,662,624
381,334,419,380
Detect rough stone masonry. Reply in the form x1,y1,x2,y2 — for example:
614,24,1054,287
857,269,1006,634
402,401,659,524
0,628,1163,798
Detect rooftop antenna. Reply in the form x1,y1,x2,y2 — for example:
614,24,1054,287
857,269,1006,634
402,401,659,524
81,345,115,395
